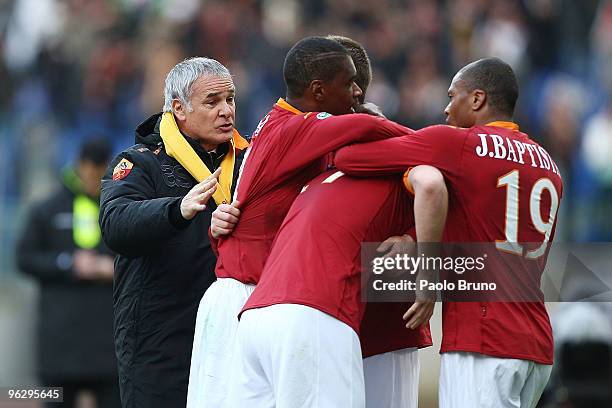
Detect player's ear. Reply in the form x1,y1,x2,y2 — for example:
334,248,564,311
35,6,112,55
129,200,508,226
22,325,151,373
309,80,325,102
472,89,486,111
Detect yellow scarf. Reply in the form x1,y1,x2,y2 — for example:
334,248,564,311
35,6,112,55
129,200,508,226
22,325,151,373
159,112,249,205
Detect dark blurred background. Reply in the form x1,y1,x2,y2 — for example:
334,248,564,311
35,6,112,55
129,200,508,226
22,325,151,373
0,0,611,407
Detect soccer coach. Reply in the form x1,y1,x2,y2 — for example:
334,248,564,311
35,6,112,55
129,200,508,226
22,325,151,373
99,57,248,408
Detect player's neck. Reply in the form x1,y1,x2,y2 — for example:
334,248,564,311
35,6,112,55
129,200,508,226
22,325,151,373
474,112,514,126
285,96,318,113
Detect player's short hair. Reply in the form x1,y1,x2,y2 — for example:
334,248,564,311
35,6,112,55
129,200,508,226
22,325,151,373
326,35,372,97
163,57,232,112
283,36,351,98
79,137,112,166
459,58,519,117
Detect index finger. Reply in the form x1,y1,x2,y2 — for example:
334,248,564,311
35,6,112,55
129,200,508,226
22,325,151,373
205,168,222,182
199,177,218,191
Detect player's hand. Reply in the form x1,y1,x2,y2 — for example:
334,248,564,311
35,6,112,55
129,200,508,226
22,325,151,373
211,200,242,239
403,296,435,330
377,234,416,259
181,168,220,220
354,102,386,118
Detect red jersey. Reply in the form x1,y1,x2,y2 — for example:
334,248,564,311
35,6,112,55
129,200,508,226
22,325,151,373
241,170,432,355
214,98,412,284
335,122,563,364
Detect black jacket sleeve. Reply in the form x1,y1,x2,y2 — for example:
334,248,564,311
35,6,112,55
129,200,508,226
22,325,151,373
16,201,76,283
99,150,190,257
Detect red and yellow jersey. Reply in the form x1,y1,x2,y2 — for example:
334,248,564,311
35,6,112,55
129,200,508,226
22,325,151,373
214,98,412,284
335,122,563,364
241,170,432,354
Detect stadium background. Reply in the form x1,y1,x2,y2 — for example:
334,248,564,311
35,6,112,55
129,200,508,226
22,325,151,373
0,0,611,406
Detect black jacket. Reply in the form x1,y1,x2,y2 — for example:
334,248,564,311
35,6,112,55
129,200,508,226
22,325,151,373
99,113,245,408
17,169,117,380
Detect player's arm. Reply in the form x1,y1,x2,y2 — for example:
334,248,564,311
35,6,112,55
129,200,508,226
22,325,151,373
334,125,462,177
403,165,448,329
278,113,413,173
409,165,448,245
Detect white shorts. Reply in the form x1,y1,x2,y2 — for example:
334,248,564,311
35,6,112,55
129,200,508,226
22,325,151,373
187,278,255,408
227,304,365,408
439,351,552,408
363,348,419,408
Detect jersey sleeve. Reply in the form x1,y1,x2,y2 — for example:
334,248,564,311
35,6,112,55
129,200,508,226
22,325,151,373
334,125,466,177
276,113,413,174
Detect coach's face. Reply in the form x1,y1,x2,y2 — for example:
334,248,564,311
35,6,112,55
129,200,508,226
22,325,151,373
173,74,236,151
319,55,363,116
444,72,475,128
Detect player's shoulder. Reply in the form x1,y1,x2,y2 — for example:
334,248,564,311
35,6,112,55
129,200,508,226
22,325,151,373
276,110,338,137
299,112,393,133
418,124,469,135
290,110,335,123
262,104,311,130
413,125,469,146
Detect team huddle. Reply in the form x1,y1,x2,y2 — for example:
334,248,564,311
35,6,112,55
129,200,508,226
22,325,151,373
101,35,562,408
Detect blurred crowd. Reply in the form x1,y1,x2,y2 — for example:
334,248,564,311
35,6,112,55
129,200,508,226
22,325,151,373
1,0,612,247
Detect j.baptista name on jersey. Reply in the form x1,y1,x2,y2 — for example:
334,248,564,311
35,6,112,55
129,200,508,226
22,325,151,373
475,133,560,175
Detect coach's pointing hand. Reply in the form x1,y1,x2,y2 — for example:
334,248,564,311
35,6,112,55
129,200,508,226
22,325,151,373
211,200,242,239
180,168,220,220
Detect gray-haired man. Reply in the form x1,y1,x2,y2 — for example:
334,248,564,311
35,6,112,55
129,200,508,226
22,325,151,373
99,57,248,408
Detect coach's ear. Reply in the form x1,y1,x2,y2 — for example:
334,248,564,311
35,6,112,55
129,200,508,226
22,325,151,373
173,99,187,121
310,80,325,102
471,89,486,112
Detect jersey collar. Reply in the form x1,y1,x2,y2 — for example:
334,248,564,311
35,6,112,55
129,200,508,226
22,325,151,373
485,121,519,131
275,98,304,115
